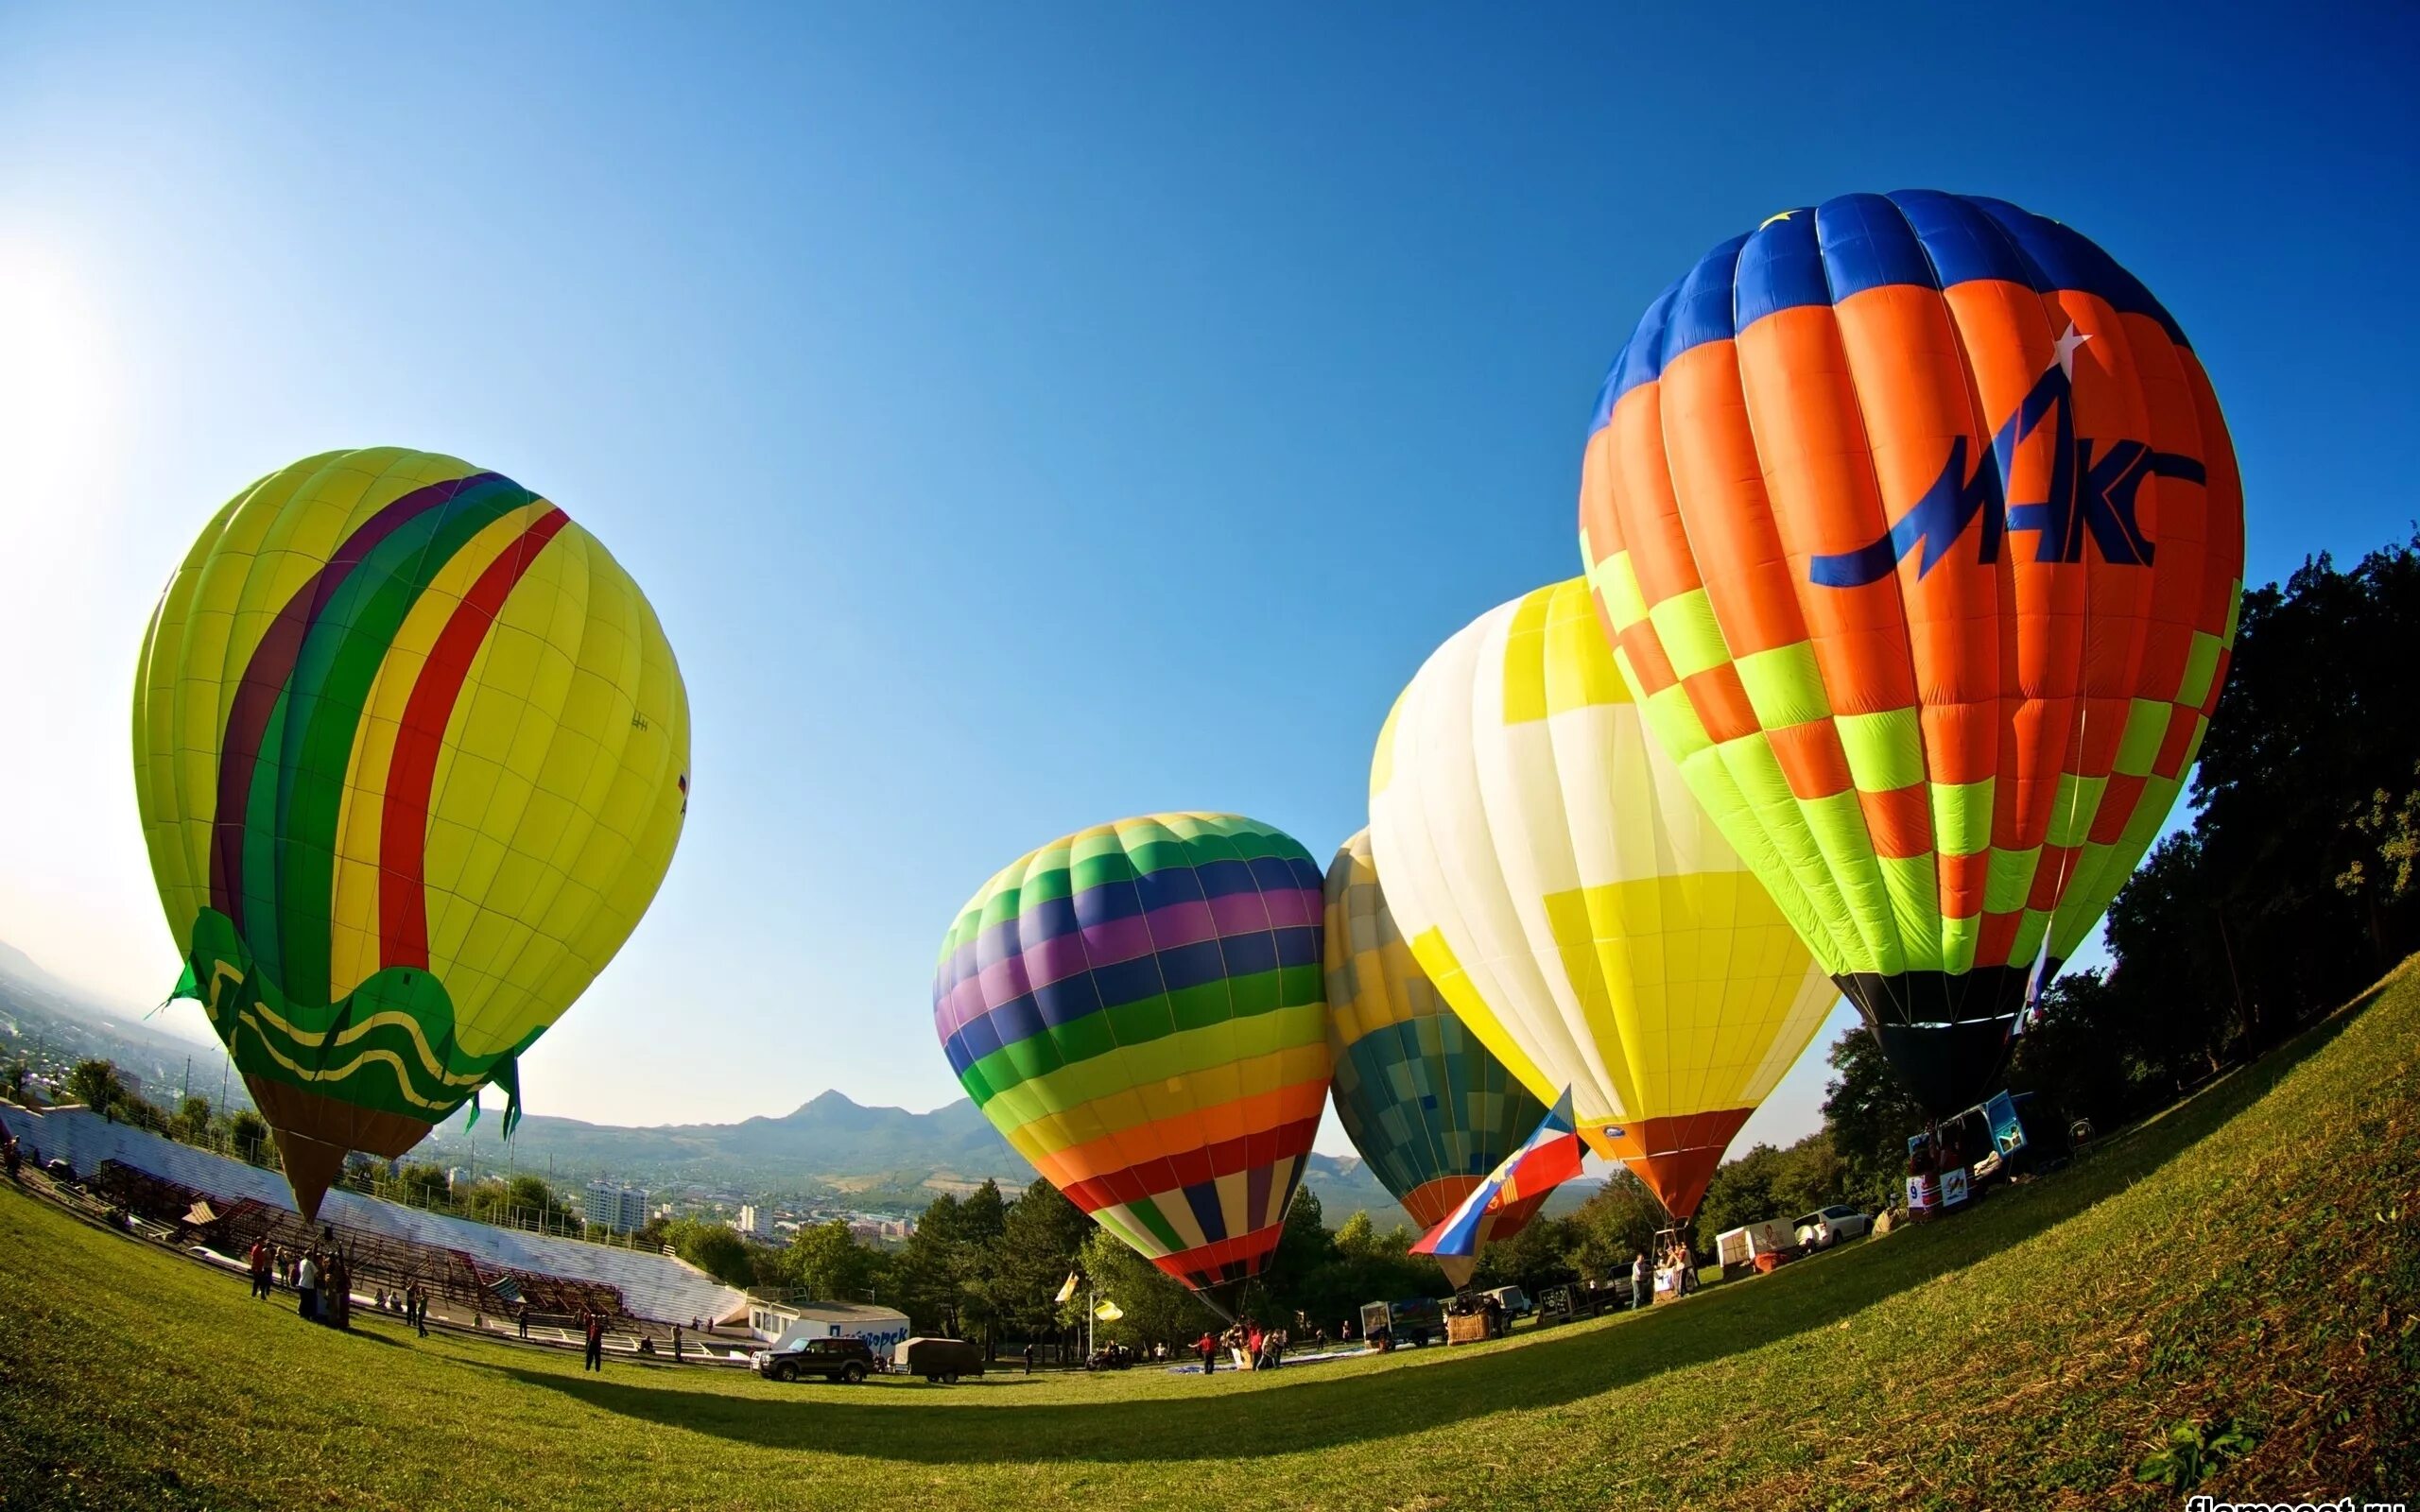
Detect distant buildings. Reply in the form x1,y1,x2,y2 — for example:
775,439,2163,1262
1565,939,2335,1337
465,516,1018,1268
583,1181,648,1232
737,1204,770,1239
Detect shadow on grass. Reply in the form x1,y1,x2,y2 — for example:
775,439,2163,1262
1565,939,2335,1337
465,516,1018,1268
490,1001,2367,1465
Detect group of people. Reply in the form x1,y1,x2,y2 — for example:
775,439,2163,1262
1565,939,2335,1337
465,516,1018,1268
246,1233,354,1328
1641,1239,1697,1305
1193,1319,1289,1375
243,1235,434,1337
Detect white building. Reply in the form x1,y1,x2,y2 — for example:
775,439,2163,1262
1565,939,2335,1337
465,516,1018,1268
583,1181,648,1232
747,1297,910,1355
738,1204,770,1239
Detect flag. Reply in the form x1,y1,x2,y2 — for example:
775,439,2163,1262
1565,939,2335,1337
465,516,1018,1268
1055,1271,1080,1305
1094,1300,1123,1322
1412,1089,1585,1260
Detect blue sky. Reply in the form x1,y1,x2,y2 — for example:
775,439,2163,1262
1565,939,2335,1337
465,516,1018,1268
2,4,2413,1160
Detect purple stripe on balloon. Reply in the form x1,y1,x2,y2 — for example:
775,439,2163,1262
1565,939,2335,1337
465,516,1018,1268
932,885,1324,1041
207,471,500,931
1209,891,1273,935
1261,886,1321,929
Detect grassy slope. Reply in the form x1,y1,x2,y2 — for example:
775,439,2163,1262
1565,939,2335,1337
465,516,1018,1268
4,966,2415,1512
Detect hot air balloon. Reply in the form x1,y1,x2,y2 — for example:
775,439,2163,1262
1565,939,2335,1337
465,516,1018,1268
1369,579,1837,1220
934,814,1329,1314
133,447,690,1219
1576,191,2243,1116
1323,830,1556,1286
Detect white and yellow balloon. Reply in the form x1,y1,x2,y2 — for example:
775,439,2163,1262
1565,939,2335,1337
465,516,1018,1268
1368,577,1837,1218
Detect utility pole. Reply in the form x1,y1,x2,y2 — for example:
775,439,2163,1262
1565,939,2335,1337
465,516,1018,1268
182,1056,191,1103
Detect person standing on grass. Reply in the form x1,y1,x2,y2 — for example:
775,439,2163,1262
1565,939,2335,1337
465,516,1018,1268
582,1309,606,1372
1196,1331,1218,1376
673,1325,684,1365
1023,1342,1034,1375
297,1250,320,1322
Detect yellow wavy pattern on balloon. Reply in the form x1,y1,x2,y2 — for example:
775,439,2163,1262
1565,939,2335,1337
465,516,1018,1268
241,997,486,1089
234,1011,455,1114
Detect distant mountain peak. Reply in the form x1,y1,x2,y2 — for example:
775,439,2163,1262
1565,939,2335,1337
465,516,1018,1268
791,1089,862,1116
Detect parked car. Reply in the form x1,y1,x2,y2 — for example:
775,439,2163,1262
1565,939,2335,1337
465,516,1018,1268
754,1335,874,1383
1480,1285,1532,1319
1793,1205,1874,1248
41,1159,72,1182
893,1336,985,1383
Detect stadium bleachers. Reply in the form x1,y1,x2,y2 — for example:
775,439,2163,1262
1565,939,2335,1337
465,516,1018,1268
2,1103,748,1329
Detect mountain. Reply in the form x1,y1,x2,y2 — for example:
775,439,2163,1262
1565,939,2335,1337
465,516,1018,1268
413,1087,1429,1227
417,1089,1035,1194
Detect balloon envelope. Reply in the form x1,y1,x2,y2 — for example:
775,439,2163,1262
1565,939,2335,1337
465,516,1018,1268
934,814,1329,1307
1370,578,1837,1218
133,447,691,1217
1577,191,2243,1115
1323,830,1554,1287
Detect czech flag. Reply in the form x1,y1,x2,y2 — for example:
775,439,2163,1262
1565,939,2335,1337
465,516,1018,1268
1412,1090,1587,1260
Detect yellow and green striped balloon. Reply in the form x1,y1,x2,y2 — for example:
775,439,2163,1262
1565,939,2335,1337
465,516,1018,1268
133,448,689,1217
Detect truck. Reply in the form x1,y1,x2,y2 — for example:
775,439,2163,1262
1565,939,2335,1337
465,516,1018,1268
1715,1218,1800,1278
1359,1296,1444,1349
893,1336,986,1383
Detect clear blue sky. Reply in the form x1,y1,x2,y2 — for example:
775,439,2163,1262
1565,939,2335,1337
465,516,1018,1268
2,4,2413,1158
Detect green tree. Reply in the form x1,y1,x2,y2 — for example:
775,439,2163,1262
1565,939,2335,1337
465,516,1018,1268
1473,1213,1577,1295
663,1218,752,1288
890,1194,967,1334
397,1161,452,1209
1071,1227,1214,1351
1563,1170,1669,1280
227,1108,270,1166
63,1058,123,1115
1,1059,27,1104
785,1219,884,1302
168,1094,212,1144
994,1178,1095,1348
1821,1025,1927,1211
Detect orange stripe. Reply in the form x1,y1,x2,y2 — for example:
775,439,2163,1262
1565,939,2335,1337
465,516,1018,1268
1768,718,1853,799
1938,850,1989,919
1860,784,1933,860
1977,910,2023,969
1682,663,1761,746
1733,303,1917,716
1657,339,1806,659
2090,775,2149,846
1031,1080,1327,1190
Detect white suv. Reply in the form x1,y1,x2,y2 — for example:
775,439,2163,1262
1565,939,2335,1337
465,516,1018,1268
1793,1205,1873,1249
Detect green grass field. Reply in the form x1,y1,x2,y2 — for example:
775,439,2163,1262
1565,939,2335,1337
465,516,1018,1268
5,966,2416,1512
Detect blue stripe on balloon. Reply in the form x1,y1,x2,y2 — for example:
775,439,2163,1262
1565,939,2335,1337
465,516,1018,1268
1888,189,2042,293
1182,1179,1228,1245
1817,192,1941,305
1970,197,2189,347
1601,191,2194,424
1733,209,1826,332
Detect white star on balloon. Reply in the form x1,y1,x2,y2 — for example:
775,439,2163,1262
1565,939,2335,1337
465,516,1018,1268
2052,322,2092,379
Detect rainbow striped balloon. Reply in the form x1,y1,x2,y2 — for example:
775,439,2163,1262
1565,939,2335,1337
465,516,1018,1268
133,448,689,1217
934,814,1330,1299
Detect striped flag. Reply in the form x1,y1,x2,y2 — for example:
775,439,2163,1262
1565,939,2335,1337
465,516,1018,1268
1412,1089,1585,1260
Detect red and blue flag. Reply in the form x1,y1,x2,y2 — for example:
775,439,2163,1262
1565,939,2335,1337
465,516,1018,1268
1410,1090,1586,1260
